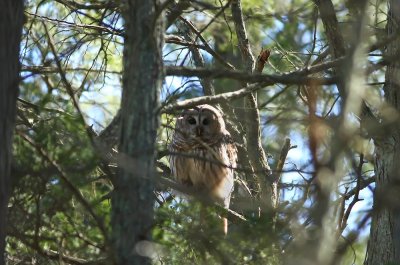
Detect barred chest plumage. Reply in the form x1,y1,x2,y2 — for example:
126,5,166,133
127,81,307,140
168,105,237,234
169,139,235,206
169,105,236,208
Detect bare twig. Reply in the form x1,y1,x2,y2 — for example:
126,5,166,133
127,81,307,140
43,23,97,143
166,0,191,28
177,21,215,95
179,16,236,69
274,138,292,184
26,11,123,36
273,138,292,213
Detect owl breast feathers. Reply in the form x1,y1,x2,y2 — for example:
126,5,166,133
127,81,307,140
168,104,237,208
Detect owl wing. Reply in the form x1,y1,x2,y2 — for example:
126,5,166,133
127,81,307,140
213,133,237,208
168,142,193,186
223,133,237,169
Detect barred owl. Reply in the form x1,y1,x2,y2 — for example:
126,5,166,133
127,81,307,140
169,104,237,234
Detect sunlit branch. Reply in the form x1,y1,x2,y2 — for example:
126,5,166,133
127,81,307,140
25,11,123,36
165,66,337,84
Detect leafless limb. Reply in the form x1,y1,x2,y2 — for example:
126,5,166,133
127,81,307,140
162,73,335,113
166,66,337,85
179,16,236,69
166,0,191,28
43,22,98,147
338,154,365,235
26,11,123,36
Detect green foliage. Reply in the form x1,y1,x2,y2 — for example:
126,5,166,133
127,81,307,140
341,238,367,265
154,199,281,265
8,0,388,263
9,99,110,260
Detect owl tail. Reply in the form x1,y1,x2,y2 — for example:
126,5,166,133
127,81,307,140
223,217,228,235
200,205,229,235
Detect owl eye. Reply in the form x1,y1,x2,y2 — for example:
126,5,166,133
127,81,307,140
202,118,210,125
187,117,196,125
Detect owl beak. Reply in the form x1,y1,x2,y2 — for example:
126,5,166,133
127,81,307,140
196,126,203,136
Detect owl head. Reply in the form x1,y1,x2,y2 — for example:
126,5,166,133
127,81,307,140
174,104,226,144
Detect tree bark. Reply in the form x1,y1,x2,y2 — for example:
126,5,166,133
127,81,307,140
0,1,24,264
365,1,400,264
231,0,271,200
111,1,164,264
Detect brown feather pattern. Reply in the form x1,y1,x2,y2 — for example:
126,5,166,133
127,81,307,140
169,104,237,209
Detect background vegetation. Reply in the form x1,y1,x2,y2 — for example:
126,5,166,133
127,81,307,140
1,0,399,264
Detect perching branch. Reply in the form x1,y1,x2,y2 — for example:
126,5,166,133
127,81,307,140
165,66,337,84
162,75,335,113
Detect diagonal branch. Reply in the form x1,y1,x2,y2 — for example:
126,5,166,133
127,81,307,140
179,16,236,69
166,0,191,28
231,0,271,202
17,132,108,242
162,75,335,113
42,22,97,146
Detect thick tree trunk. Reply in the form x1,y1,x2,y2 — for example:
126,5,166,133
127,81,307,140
111,1,164,264
0,1,24,264
365,1,400,264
